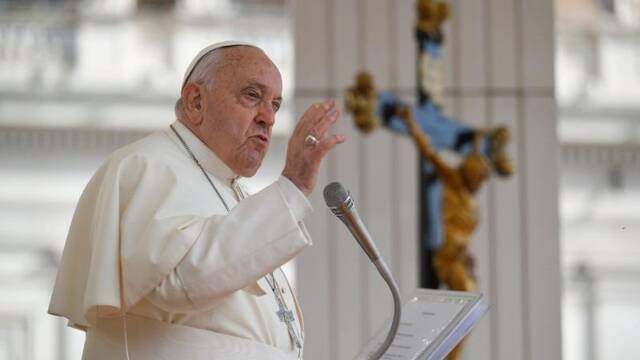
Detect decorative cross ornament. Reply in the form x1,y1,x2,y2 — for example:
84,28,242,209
344,1,515,359
266,273,303,351
277,307,296,324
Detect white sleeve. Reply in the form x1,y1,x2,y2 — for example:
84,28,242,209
145,176,313,312
146,269,194,312
276,175,312,222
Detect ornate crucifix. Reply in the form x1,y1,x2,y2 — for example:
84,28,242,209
344,1,514,358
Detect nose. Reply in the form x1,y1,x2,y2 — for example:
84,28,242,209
255,101,276,127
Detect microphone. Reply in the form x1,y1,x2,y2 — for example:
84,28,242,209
323,182,402,360
323,182,380,263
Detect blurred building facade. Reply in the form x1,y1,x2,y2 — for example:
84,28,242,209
557,0,640,359
0,0,292,358
2,0,639,359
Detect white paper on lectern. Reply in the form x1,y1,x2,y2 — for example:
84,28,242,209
354,289,488,360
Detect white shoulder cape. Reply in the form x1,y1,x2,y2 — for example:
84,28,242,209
48,130,311,330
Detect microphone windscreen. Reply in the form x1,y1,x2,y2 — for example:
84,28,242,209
323,182,349,208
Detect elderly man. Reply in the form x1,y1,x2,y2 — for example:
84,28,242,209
48,41,344,359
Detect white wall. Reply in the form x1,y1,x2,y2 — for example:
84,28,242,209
293,1,561,359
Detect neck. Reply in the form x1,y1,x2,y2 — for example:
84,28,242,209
177,118,231,173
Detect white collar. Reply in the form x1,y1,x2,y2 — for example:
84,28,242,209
167,120,239,182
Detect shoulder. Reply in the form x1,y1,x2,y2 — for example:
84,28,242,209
112,130,180,164
87,130,189,192
107,130,193,174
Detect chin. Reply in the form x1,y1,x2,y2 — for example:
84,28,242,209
238,160,263,177
232,151,265,177
239,168,259,177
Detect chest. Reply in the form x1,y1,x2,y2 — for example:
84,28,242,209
442,185,478,229
172,166,244,216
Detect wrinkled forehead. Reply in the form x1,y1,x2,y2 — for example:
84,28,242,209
228,47,279,72
217,47,282,89
218,46,275,70
183,44,280,89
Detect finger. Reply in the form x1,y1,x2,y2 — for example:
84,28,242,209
321,99,336,111
306,99,335,120
317,99,335,111
307,99,337,124
292,105,323,138
295,102,324,130
311,109,340,138
316,134,346,158
293,102,335,141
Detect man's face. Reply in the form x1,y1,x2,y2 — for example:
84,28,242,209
197,47,283,177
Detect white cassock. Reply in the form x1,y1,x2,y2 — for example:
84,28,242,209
49,121,312,359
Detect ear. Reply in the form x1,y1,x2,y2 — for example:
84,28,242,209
182,82,205,126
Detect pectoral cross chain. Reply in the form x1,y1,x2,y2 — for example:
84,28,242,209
171,124,301,353
267,273,302,350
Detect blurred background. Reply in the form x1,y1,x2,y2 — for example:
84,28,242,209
557,0,640,359
0,0,638,359
0,0,293,358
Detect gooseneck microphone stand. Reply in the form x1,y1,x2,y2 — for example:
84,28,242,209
324,182,402,360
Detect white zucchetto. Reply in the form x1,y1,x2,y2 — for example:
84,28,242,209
181,40,260,89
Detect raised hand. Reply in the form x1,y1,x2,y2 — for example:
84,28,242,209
282,99,346,196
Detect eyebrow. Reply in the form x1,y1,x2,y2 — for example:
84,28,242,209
247,81,283,102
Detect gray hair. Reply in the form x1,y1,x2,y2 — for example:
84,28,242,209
174,45,264,120
174,49,221,120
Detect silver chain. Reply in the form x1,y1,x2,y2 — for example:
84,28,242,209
170,124,303,356
170,125,230,212
265,270,304,353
